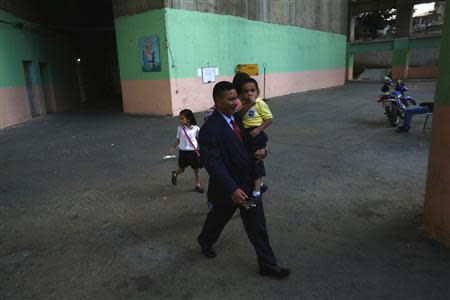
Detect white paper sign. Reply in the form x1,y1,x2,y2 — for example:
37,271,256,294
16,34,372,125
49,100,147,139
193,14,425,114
202,67,216,84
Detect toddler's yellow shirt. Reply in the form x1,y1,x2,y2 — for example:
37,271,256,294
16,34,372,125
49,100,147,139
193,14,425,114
242,97,273,128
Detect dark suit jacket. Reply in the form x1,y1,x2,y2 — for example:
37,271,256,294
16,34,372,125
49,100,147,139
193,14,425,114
199,111,255,203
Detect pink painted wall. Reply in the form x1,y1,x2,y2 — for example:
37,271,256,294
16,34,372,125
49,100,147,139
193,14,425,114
32,85,47,116
121,80,172,115
409,66,439,79
42,84,57,113
0,87,32,128
169,69,346,116
0,83,65,129
169,75,232,115
392,65,409,80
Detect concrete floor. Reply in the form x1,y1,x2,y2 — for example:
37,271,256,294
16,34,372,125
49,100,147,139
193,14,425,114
1,81,450,299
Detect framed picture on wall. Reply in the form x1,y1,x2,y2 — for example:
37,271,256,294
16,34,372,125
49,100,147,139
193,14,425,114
139,36,161,72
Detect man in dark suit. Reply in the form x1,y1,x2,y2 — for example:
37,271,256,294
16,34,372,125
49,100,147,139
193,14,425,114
197,81,291,279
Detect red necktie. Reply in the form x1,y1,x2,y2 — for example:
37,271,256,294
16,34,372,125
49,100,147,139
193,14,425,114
230,120,244,143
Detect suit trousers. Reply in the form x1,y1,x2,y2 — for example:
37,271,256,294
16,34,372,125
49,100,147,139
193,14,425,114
198,196,277,266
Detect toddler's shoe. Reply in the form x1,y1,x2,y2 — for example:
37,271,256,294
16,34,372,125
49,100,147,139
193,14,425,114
261,184,268,194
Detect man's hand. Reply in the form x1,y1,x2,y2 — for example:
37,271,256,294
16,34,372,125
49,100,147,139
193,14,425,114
254,148,268,161
231,188,248,205
250,127,262,138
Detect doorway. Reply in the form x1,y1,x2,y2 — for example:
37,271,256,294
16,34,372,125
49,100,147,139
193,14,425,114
22,61,39,117
39,62,56,113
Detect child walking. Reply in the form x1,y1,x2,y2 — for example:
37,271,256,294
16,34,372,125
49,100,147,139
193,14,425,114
170,109,205,193
237,78,273,200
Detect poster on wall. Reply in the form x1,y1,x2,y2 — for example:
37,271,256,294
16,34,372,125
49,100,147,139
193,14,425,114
139,36,161,72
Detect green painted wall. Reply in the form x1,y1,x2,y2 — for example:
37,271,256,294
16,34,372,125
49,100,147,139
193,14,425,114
0,10,77,88
410,36,442,49
114,9,346,82
165,9,346,79
114,9,170,81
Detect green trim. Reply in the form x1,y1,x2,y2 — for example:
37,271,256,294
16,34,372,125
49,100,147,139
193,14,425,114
349,40,394,53
349,36,442,54
394,37,409,49
435,4,450,106
165,9,346,79
410,36,442,49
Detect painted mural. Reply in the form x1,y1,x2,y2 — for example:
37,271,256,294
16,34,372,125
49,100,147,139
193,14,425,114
140,35,161,72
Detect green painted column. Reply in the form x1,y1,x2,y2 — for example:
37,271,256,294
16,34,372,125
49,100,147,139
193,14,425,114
392,38,410,80
424,2,450,248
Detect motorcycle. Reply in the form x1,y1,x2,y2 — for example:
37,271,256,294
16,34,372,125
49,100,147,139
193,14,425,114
378,76,416,127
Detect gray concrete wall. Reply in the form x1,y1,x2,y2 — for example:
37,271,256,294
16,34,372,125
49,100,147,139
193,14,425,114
410,47,440,66
354,48,440,67
112,0,165,18
355,51,393,67
113,0,348,34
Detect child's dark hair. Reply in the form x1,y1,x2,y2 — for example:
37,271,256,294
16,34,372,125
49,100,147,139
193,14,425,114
179,109,197,126
240,77,260,92
213,81,235,101
232,72,250,95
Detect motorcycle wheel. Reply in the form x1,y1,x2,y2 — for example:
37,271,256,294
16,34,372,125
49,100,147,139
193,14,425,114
388,103,400,127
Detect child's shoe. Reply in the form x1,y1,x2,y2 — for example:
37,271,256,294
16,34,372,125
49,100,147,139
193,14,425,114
195,185,205,194
171,171,177,185
261,184,268,194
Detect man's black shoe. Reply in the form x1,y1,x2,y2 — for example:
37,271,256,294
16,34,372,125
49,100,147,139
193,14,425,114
259,264,291,279
201,246,216,258
396,127,409,133
197,238,216,258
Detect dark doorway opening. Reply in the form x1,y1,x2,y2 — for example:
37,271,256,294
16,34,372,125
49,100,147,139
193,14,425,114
40,0,123,112
39,62,56,113
23,61,39,117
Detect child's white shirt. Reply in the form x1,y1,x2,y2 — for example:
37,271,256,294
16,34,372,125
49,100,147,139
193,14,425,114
177,125,200,151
